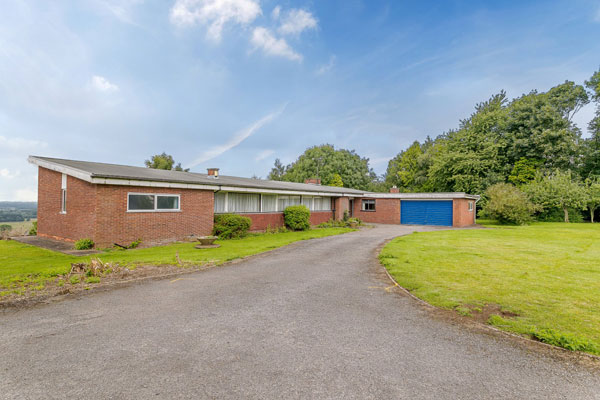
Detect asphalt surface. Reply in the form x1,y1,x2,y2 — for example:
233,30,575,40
1,225,599,399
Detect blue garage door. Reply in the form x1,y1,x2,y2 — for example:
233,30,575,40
400,200,453,226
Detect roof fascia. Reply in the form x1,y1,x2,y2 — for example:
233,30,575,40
28,156,93,183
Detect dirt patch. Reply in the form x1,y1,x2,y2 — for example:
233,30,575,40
460,303,519,324
0,261,213,309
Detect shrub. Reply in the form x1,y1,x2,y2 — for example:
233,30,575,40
29,221,37,236
283,205,310,231
74,238,95,250
480,183,537,225
213,214,252,239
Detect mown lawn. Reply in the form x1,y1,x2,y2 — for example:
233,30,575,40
0,227,352,293
379,222,600,355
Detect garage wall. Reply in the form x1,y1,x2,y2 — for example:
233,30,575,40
452,198,476,227
353,198,400,224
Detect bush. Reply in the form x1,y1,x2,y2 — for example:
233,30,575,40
213,214,252,239
29,221,37,236
480,183,537,225
283,205,310,231
74,238,95,250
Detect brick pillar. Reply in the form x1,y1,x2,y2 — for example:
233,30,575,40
334,197,350,220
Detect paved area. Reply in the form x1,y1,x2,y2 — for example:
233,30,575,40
1,225,599,399
11,235,100,255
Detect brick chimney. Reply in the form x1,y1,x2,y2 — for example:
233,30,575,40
304,178,321,185
207,168,219,178
390,186,400,193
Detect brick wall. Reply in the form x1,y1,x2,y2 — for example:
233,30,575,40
243,211,334,231
37,167,214,248
334,197,350,220
94,184,213,247
453,198,476,227
352,198,400,224
38,167,97,242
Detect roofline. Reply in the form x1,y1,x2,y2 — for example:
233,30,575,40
364,192,481,200
28,156,368,197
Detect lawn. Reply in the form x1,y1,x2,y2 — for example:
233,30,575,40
379,222,600,355
0,227,352,293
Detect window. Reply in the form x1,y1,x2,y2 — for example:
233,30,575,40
228,193,260,213
60,173,67,214
262,194,277,212
214,192,227,213
468,201,474,212
128,193,180,212
361,199,376,211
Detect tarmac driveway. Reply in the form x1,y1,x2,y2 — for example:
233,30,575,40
1,225,599,399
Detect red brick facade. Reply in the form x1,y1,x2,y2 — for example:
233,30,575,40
37,166,477,248
452,198,476,227
352,198,400,224
38,167,213,248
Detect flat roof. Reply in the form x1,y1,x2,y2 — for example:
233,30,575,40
28,156,480,200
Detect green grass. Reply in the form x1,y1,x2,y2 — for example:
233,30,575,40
380,222,600,355
0,227,352,292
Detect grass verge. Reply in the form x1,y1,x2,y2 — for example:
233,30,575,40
379,222,600,355
0,227,353,297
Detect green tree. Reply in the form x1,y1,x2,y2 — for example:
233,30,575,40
271,144,376,190
427,93,508,195
523,170,587,223
584,178,600,223
267,158,287,180
0,224,12,233
508,158,540,186
329,173,343,187
145,153,189,172
582,69,600,178
385,141,423,191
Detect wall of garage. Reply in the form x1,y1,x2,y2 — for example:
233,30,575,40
352,198,400,224
452,198,476,227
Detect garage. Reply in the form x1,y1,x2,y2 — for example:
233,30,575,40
400,200,453,226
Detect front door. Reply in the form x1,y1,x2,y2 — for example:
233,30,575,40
348,199,354,217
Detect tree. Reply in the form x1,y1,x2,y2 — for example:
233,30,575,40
508,158,540,186
584,178,600,223
329,173,343,187
480,183,537,225
145,153,189,172
523,170,587,223
270,144,376,190
385,141,423,191
267,158,287,180
582,69,600,178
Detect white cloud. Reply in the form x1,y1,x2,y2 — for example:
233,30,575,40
93,0,144,25
170,0,261,41
316,55,336,75
250,27,302,61
15,188,37,202
255,149,275,161
186,103,287,168
271,5,281,20
0,135,48,150
91,75,119,92
0,169,17,179
278,9,317,36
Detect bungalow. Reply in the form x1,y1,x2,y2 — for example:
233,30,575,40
28,156,480,247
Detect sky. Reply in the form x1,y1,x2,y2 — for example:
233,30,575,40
1,0,600,201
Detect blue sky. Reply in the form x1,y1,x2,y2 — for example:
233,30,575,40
1,0,600,200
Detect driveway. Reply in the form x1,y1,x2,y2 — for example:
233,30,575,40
1,225,598,399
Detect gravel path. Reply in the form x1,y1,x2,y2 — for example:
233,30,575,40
1,225,598,399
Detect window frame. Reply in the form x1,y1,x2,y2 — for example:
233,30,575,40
214,192,332,214
361,199,376,212
60,173,67,214
127,193,181,213
468,201,474,212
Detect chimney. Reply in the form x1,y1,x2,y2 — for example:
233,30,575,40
390,186,400,193
304,178,321,185
207,168,219,178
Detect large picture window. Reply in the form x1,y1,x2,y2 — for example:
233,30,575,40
213,192,332,213
128,193,180,212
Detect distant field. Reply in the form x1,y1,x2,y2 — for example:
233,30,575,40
1,220,36,236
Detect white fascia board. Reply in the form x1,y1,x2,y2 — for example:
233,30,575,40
218,185,366,197
365,192,480,200
28,156,93,183
91,177,221,191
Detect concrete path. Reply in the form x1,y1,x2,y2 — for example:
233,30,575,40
1,225,599,399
